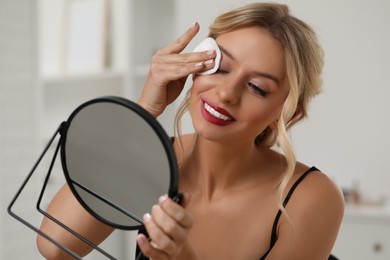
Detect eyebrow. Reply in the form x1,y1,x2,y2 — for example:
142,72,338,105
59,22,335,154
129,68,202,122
218,44,281,86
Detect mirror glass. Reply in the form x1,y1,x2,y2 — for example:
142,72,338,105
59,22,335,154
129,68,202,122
60,97,178,230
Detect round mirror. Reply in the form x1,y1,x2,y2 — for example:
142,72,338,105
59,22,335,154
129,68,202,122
60,96,179,230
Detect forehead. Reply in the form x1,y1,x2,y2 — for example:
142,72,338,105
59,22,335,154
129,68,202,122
215,26,286,83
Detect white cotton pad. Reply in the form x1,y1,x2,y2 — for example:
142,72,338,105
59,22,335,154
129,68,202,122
193,37,221,75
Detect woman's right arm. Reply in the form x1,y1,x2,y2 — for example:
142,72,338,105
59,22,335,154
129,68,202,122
36,184,115,259
37,23,214,260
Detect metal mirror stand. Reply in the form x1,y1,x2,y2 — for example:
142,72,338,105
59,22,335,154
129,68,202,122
7,122,116,259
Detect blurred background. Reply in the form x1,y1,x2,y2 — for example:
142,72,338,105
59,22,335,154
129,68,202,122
1,0,389,259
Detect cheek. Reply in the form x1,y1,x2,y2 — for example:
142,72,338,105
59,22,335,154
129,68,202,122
243,96,285,127
189,76,215,112
192,75,215,93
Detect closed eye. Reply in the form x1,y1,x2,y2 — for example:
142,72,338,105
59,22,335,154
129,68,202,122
248,83,267,97
215,68,228,74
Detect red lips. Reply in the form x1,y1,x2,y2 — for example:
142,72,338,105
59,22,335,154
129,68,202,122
201,99,235,126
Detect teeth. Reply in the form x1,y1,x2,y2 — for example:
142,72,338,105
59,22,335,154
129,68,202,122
204,102,232,121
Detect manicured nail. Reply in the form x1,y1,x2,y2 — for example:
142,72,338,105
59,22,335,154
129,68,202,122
136,234,145,245
207,50,214,56
143,213,152,223
159,195,168,204
191,22,198,29
195,62,203,67
205,59,213,65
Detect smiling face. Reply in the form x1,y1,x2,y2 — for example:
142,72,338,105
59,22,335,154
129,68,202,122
190,26,289,144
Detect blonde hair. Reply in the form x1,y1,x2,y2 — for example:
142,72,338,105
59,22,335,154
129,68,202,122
175,2,323,213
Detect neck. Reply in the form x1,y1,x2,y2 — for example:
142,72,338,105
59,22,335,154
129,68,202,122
183,135,265,201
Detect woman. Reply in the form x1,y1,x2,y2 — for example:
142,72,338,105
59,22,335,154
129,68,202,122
37,2,344,259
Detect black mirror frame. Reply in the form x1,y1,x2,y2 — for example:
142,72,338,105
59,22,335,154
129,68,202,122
60,96,180,230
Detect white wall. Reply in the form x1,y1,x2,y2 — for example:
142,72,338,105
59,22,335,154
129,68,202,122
174,0,390,203
288,0,390,203
0,0,41,259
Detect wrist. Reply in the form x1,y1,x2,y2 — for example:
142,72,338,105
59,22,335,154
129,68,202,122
137,99,160,118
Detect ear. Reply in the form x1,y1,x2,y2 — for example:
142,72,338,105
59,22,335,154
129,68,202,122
270,106,303,131
269,119,279,132
288,105,303,125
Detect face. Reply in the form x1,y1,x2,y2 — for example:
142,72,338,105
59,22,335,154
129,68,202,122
190,26,289,145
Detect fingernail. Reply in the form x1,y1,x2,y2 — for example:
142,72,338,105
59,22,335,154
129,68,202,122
159,195,168,204
207,50,214,56
143,213,152,223
195,62,203,67
191,22,198,29
136,234,145,244
205,59,214,65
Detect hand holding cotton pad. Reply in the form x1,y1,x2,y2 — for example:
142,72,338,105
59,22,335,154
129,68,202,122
193,37,221,75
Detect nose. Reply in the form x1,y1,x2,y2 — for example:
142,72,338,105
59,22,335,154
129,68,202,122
215,75,242,105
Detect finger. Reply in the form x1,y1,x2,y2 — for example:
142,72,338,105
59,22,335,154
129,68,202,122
158,22,200,55
151,204,187,243
155,49,216,64
151,58,215,81
136,234,170,260
194,59,216,74
143,213,178,255
158,195,193,229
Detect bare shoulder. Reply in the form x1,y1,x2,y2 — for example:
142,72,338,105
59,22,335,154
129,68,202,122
287,164,345,223
293,165,345,211
268,165,345,258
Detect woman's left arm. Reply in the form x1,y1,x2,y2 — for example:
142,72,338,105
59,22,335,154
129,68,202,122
265,171,345,260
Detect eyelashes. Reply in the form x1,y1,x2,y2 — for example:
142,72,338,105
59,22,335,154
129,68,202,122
215,68,268,97
248,83,267,97
216,68,227,74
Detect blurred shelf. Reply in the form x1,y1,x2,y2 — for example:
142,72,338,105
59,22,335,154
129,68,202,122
344,204,390,221
41,70,125,85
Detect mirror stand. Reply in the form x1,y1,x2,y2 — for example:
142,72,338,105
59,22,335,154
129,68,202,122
7,123,117,260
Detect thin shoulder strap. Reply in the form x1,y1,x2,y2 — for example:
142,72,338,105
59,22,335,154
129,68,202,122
281,166,319,208
260,166,319,259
